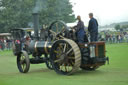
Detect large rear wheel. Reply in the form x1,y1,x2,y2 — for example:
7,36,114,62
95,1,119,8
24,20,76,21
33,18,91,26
50,39,81,75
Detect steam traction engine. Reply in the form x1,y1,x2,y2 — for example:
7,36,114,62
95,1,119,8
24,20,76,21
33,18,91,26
11,13,109,75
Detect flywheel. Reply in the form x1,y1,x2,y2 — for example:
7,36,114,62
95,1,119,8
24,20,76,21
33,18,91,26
50,39,81,75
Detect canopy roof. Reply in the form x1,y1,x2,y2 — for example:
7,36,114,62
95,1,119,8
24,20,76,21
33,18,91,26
11,28,33,32
0,33,11,36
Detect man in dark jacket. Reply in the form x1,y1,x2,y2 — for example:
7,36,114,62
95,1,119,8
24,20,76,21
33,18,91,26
76,16,85,43
88,13,98,42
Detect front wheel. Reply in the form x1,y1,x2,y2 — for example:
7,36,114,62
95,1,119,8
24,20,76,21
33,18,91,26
17,51,30,73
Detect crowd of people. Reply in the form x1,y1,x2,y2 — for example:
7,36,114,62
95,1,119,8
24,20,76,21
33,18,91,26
0,38,12,51
99,32,128,43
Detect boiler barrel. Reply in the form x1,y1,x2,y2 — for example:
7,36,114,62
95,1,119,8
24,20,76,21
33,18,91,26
29,41,52,54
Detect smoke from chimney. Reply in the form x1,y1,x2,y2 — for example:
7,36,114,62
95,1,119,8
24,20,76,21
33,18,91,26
33,0,47,13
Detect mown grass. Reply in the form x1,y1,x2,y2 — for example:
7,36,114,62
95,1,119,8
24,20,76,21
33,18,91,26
0,43,128,85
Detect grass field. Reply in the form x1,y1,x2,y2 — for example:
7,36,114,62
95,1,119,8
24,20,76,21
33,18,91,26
0,43,128,85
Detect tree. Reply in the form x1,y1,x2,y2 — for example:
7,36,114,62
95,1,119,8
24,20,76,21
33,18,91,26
0,0,35,33
121,25,128,30
0,0,75,33
36,0,75,25
115,24,120,31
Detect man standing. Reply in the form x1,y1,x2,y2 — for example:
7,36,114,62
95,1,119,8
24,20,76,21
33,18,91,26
88,13,98,42
76,16,85,43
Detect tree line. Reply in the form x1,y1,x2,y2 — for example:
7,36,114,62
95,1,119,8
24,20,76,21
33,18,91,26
0,0,75,33
115,24,128,31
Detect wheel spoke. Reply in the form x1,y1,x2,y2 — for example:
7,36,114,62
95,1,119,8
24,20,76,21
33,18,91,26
66,48,73,55
49,30,57,35
56,23,58,33
54,50,58,53
63,44,67,53
54,59,62,63
62,26,65,32
49,30,57,37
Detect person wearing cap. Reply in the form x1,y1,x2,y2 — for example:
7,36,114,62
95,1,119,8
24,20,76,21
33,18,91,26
88,13,98,42
75,15,86,43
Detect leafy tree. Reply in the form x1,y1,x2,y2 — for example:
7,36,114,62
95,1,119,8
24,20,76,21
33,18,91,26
35,0,75,25
115,24,120,31
0,0,35,32
121,25,128,30
0,0,75,33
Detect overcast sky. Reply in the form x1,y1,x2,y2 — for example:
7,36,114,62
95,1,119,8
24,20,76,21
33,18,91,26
70,0,128,26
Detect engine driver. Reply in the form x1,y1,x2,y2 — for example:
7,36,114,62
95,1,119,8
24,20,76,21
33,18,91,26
75,15,87,43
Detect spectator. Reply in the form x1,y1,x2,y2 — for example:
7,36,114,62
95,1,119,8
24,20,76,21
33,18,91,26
125,34,128,43
6,38,12,50
112,34,116,43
